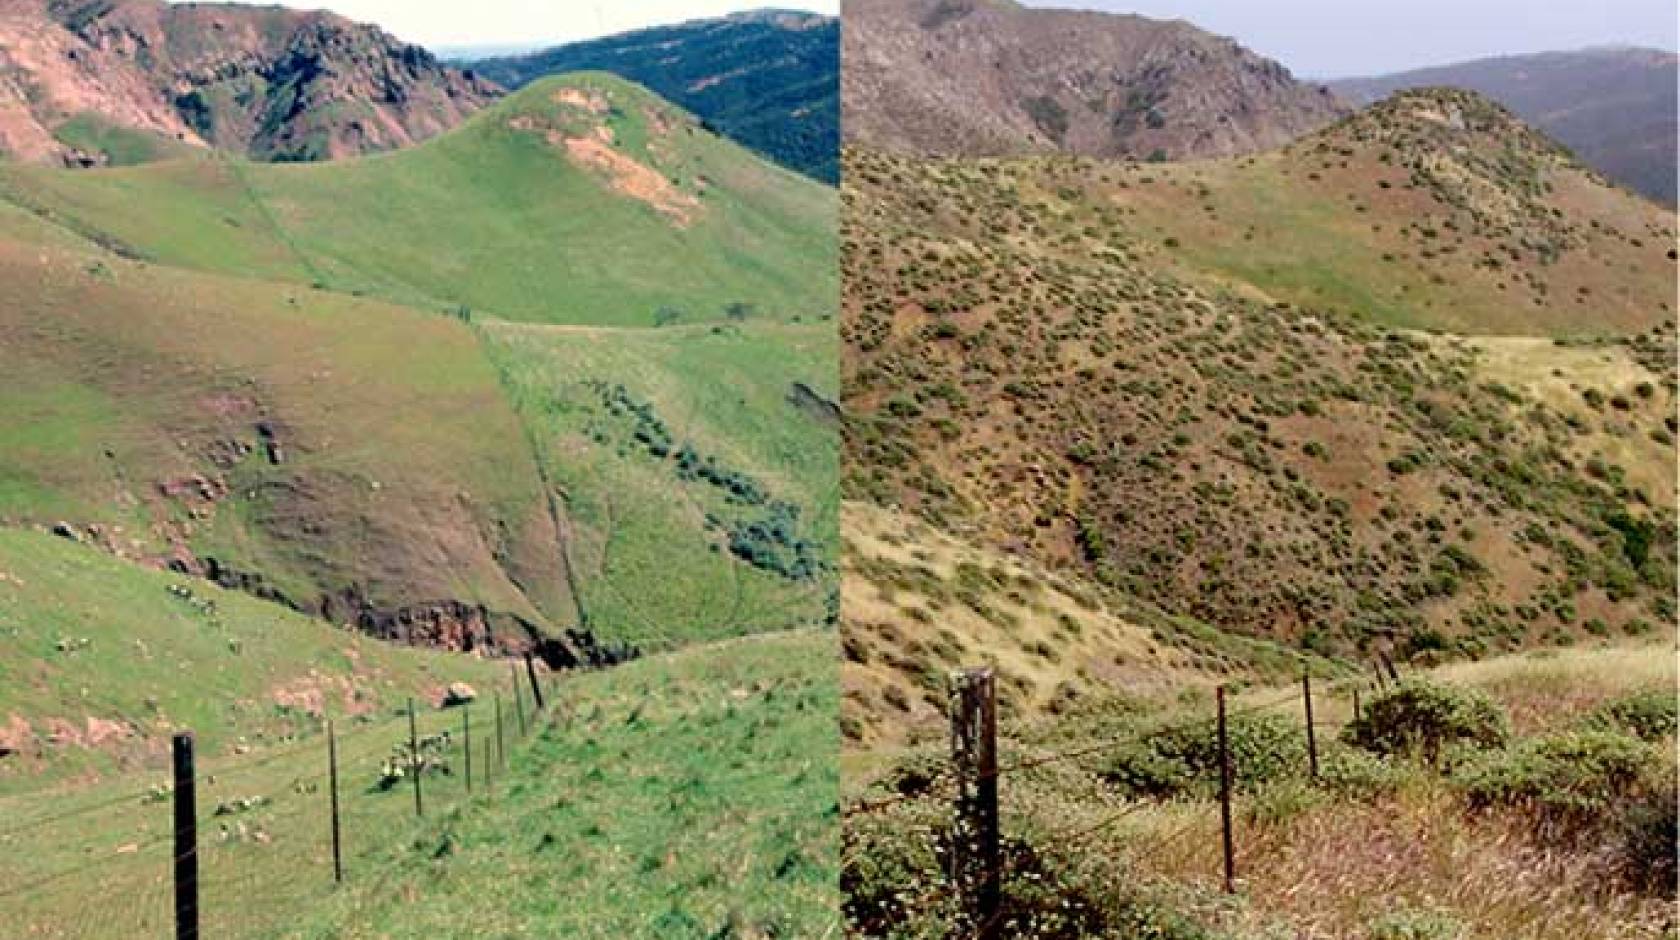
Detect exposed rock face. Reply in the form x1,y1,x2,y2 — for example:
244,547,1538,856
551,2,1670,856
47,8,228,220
843,0,1347,160
0,0,500,165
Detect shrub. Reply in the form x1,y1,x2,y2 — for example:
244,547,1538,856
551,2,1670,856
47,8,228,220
1099,712,1307,798
1318,743,1408,799
1367,907,1466,940
1459,730,1651,822
1586,688,1677,742
1615,767,1677,892
1341,681,1509,763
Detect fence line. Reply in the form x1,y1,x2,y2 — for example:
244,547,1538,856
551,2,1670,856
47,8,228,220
2,662,562,940
845,663,1404,934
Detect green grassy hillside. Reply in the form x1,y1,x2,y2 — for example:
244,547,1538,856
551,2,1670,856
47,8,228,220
470,12,841,184
0,236,580,645
0,527,503,794
3,626,836,940
0,73,837,328
481,319,839,648
295,631,840,939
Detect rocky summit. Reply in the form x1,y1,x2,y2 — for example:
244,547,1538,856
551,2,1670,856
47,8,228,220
0,0,499,166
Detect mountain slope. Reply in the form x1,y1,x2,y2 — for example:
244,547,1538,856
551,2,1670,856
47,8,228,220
843,0,1346,160
0,236,587,654
842,89,1677,692
0,73,837,657
0,0,499,167
0,526,504,789
481,319,839,649
468,10,839,184
0,73,837,327
1331,47,1679,206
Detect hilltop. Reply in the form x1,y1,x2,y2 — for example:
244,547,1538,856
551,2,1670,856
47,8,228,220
468,10,840,184
0,73,837,327
0,0,498,167
842,88,1676,737
843,0,1346,160
1332,47,1679,206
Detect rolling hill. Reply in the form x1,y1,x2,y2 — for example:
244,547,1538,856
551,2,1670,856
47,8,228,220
0,0,499,167
0,73,836,328
843,0,1346,160
0,71,837,656
1331,47,1679,206
841,87,1677,740
0,16,840,936
468,10,840,184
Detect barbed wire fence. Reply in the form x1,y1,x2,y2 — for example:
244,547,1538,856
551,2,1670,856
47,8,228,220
842,659,1401,939
1,653,570,940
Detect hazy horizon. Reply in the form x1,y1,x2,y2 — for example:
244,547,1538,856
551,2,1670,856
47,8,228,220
1020,0,1678,77
177,1,837,51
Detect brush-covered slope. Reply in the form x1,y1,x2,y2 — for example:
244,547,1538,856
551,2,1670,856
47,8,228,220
0,73,838,327
843,0,1345,160
1332,47,1680,206
842,89,1677,682
469,10,840,184
0,0,499,167
1114,87,1676,335
0,526,503,791
295,631,840,938
480,319,839,648
0,237,584,652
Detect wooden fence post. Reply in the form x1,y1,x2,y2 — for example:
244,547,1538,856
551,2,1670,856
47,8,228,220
408,698,423,818
1302,672,1319,781
172,732,199,940
950,668,1001,938
328,720,343,884
495,695,505,768
484,736,494,798
463,706,472,796
1352,686,1362,721
1216,686,1235,895
511,662,528,736
524,652,546,712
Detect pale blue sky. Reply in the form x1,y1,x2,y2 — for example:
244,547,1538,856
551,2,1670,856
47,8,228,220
1023,0,1679,77
191,2,836,50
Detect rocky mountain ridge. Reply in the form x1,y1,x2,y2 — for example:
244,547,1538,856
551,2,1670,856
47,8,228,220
1,0,498,166
843,0,1347,161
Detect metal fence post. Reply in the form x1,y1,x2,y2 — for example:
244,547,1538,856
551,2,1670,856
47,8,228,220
172,733,199,940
